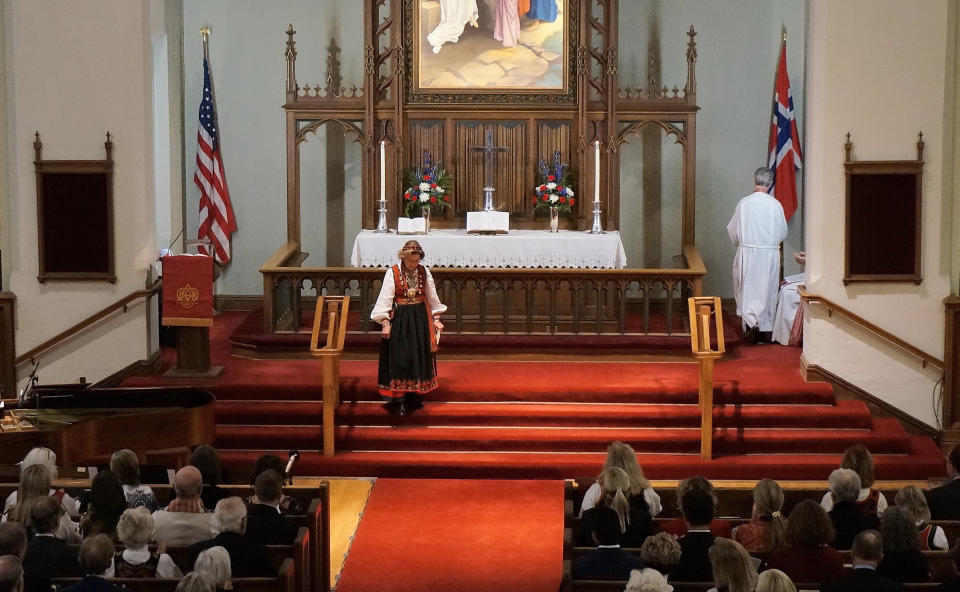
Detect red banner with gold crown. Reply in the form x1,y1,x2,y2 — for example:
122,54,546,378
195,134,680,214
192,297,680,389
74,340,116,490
162,255,213,327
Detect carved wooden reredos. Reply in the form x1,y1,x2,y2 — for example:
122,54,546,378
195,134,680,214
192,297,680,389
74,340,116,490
281,0,699,245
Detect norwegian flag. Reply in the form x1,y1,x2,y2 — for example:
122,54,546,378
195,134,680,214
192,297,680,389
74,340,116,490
194,55,237,264
767,41,803,221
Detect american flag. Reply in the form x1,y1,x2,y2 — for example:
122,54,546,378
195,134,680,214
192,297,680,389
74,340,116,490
194,55,236,264
767,40,803,222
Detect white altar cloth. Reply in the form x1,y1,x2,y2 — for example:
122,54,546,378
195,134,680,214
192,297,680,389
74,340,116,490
350,229,627,268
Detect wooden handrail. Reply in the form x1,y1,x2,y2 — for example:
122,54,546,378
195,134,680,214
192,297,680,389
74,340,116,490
259,241,301,271
15,280,162,367
798,286,944,370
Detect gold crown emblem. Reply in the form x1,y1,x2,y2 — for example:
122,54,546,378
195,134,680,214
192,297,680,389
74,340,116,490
176,284,200,309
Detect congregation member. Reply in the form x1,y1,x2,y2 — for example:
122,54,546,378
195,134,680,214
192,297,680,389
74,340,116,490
577,467,655,548
188,497,274,578
732,478,785,553
820,444,887,517
572,506,644,580
826,468,878,550
244,470,298,546
4,465,79,543
637,532,681,579
0,556,23,592
755,569,796,592
193,547,231,589
60,535,123,592
189,446,229,512
927,443,960,520
896,484,948,550
762,500,843,584
707,538,757,592
246,455,304,515
0,524,27,559
109,450,157,512
669,489,716,582
174,572,214,592
22,498,79,592
4,449,79,518
579,441,662,518
726,166,788,344
661,476,732,538
877,506,931,583
821,530,902,592
79,471,126,541
152,466,217,546
107,508,182,579
371,240,447,416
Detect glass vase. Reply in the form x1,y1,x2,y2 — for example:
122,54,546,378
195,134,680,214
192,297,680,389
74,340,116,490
421,204,431,234
549,206,559,233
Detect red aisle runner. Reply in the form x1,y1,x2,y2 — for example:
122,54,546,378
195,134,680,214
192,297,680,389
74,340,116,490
336,479,564,592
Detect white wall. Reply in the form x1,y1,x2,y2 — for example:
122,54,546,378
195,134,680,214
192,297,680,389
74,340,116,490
803,0,954,429
3,0,160,385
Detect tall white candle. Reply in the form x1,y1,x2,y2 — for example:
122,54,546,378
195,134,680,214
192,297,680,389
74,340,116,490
379,140,386,202
593,139,600,203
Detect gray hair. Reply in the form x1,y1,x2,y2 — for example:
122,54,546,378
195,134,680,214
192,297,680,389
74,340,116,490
117,507,155,548
214,497,246,534
754,167,773,189
175,572,215,592
828,468,861,503
194,547,231,587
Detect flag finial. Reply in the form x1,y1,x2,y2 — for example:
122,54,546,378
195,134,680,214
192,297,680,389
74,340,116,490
199,26,211,41
781,25,787,43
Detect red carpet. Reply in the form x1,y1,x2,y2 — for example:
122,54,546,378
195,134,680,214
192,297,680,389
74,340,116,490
335,479,563,592
121,311,947,482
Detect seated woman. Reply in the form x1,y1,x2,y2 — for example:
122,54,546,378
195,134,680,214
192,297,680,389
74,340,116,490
708,538,758,592
577,467,655,548
895,484,948,550
826,468,878,550
580,441,661,518
190,445,229,511
4,447,79,517
625,533,681,591
819,444,887,517
193,546,232,590
175,572,215,592
110,449,158,512
732,478,786,554
660,476,733,538
755,569,797,592
762,500,844,585
3,464,80,542
108,507,182,578
245,455,303,515
79,470,128,541
877,506,932,582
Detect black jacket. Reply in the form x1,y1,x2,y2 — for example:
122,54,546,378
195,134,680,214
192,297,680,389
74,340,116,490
572,547,644,581
23,535,80,592
926,478,960,520
189,531,275,578
821,566,903,592
245,503,299,545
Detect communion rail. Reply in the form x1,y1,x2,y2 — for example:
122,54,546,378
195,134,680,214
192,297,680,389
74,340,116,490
260,244,706,337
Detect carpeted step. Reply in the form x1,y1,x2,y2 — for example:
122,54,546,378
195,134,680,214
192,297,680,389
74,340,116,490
214,448,945,481
213,423,912,455
216,399,873,429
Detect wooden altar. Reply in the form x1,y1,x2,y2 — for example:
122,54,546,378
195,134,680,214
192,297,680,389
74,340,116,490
262,0,706,337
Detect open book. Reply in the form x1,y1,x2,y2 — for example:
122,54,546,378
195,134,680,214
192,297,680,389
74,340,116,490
397,217,427,235
466,211,509,234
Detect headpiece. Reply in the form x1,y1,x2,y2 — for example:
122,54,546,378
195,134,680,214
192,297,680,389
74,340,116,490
397,240,425,260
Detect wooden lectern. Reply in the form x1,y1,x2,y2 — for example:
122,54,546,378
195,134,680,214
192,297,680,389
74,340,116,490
688,297,725,460
309,295,350,456
161,255,222,378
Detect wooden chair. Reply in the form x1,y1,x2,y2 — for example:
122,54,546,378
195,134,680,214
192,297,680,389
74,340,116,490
309,296,350,456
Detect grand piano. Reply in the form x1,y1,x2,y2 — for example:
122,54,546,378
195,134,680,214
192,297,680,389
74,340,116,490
0,384,215,468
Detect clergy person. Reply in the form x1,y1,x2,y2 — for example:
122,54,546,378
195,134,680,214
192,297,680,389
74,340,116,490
727,167,788,343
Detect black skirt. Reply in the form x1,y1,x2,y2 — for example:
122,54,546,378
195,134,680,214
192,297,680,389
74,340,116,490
377,301,437,398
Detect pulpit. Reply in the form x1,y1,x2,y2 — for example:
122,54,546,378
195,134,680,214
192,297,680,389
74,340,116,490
161,255,222,378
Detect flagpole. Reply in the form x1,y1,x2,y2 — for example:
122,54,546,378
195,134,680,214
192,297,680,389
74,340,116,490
200,26,210,60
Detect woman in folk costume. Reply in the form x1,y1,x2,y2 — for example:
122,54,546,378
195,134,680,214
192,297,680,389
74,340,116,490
371,240,446,415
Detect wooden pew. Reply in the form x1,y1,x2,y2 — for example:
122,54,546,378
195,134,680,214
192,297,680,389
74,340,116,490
52,557,295,592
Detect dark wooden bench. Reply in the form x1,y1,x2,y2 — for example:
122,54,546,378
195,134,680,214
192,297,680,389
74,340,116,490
52,557,295,592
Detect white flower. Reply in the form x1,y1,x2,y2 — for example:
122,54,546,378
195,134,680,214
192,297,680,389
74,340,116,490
548,195,559,203
546,182,557,189
437,186,445,193
566,188,574,196
419,182,431,191
419,192,430,202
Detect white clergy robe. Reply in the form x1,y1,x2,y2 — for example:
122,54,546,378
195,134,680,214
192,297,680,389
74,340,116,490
772,273,804,345
727,191,788,332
